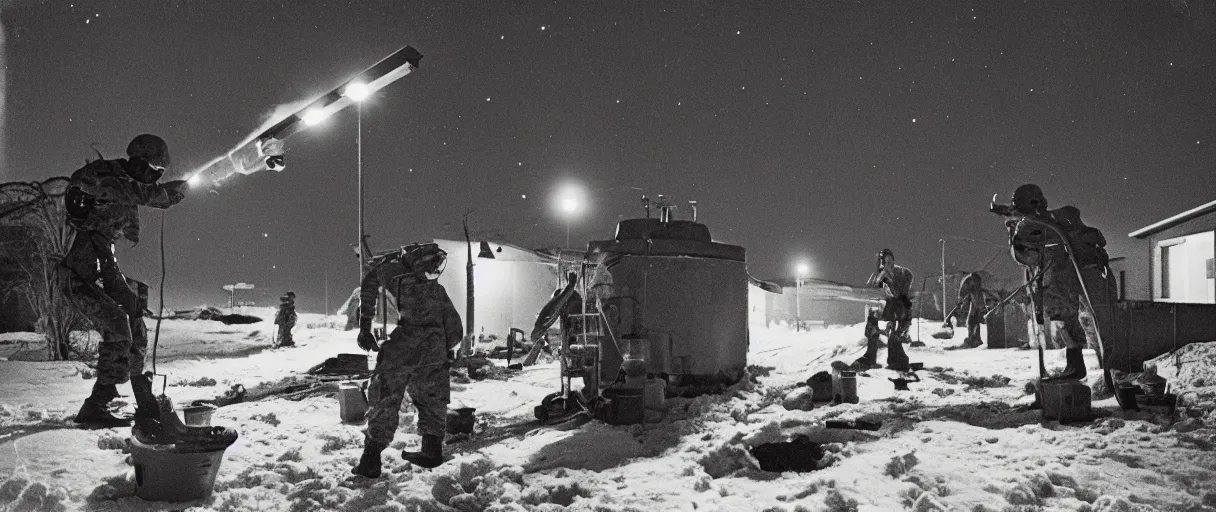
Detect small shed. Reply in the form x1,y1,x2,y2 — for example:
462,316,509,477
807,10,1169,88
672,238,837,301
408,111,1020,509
1128,198,1216,304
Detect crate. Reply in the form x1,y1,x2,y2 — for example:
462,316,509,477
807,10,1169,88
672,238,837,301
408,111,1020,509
1040,380,1092,423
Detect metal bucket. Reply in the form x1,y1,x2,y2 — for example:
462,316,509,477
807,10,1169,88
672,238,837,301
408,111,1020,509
182,404,217,426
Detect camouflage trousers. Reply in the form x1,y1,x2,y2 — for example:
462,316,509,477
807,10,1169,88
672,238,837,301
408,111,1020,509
59,265,149,387
364,328,451,444
881,295,913,342
1034,264,1116,353
276,323,294,345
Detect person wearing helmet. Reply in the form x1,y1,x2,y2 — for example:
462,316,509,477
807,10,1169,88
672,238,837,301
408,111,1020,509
62,134,189,428
274,291,298,347
865,248,914,371
1003,184,1115,382
352,243,464,477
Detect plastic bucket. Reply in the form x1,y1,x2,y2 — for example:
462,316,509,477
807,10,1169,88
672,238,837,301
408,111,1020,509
182,404,217,426
130,437,227,502
338,382,369,423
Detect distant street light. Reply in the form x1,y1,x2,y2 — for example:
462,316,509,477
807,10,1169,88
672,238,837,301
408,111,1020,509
795,262,810,332
554,184,584,248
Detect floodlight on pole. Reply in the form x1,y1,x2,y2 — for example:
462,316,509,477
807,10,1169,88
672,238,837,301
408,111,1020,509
795,261,809,332
344,82,371,102
553,183,585,248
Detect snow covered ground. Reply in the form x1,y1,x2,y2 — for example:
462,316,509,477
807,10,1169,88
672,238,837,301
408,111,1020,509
2,312,1215,512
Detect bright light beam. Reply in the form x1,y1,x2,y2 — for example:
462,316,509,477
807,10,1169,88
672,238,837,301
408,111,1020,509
344,82,370,102
302,108,330,126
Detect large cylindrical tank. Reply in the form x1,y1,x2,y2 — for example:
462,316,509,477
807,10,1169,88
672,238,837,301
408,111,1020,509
590,218,749,384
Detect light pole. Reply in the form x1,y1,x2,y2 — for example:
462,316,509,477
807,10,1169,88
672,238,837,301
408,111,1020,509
795,262,809,332
345,82,371,284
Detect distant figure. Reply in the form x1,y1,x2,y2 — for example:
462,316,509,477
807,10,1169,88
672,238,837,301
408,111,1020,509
944,273,987,349
62,134,188,427
865,248,914,371
352,243,464,477
274,291,297,347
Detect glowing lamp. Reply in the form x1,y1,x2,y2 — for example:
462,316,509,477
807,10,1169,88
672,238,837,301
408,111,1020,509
302,108,330,126
344,82,371,102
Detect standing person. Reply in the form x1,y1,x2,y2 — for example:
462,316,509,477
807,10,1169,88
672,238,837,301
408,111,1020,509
944,272,988,349
62,134,188,427
274,291,297,347
1001,184,1115,381
352,243,464,477
865,248,914,370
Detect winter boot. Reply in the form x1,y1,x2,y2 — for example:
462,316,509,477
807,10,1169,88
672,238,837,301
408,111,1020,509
886,338,910,372
74,381,129,427
402,434,444,469
351,440,387,478
1046,348,1087,381
131,372,238,449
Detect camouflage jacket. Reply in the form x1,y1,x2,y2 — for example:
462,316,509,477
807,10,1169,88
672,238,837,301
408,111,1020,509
867,264,914,298
67,158,180,244
275,301,297,325
360,254,464,364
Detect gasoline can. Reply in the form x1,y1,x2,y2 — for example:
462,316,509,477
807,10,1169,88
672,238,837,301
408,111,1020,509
835,371,859,404
338,381,369,423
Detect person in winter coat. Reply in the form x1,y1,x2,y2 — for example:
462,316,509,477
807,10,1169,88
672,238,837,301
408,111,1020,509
352,243,464,477
63,134,187,427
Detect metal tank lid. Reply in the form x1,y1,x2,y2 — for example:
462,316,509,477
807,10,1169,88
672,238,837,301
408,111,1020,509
587,218,745,261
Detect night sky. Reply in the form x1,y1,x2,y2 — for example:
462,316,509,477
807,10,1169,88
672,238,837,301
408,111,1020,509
3,1,1214,313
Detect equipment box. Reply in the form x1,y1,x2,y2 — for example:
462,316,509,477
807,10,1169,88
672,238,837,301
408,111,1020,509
1040,380,1092,423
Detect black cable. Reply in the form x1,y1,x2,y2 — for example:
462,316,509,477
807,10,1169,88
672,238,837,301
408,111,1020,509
152,211,165,376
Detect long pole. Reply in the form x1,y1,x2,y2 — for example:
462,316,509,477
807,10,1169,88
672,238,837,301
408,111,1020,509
940,239,947,321
565,218,571,249
463,212,475,358
795,277,801,332
357,103,365,285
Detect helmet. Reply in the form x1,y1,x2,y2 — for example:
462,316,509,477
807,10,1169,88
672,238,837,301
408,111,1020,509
401,243,447,276
126,134,171,169
878,248,894,260
1011,184,1047,213
286,291,296,299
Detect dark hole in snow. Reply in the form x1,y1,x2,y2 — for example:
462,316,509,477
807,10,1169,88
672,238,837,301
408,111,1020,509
215,314,262,325
750,436,824,473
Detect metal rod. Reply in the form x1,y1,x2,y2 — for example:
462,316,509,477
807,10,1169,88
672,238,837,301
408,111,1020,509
357,103,365,284
940,239,947,321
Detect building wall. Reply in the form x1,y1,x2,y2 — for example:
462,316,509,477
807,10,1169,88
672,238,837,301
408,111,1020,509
1145,209,1216,304
1109,256,1151,302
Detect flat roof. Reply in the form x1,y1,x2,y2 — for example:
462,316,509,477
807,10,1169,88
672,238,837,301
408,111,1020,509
1128,198,1216,239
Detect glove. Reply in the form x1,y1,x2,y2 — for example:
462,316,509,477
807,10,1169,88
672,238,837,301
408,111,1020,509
163,180,189,204
357,330,379,352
